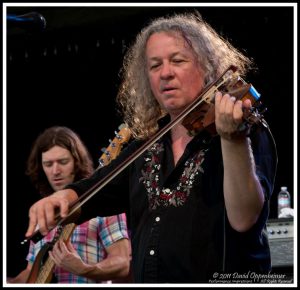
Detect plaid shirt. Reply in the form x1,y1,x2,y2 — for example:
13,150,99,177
27,214,129,283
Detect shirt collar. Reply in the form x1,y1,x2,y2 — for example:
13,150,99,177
157,114,171,129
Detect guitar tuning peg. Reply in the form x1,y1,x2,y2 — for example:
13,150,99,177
98,158,105,168
101,148,111,157
115,131,122,140
109,139,112,143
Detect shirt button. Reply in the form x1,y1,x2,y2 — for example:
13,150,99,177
155,216,160,222
149,250,155,255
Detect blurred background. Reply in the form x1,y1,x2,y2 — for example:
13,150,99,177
4,5,295,279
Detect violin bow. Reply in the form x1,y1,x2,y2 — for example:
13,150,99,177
25,66,265,245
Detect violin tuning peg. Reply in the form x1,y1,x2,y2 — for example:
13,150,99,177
260,107,267,114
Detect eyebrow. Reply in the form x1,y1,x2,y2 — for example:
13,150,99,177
148,51,182,62
42,157,70,163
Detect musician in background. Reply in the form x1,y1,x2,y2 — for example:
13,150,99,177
8,126,131,283
25,13,277,283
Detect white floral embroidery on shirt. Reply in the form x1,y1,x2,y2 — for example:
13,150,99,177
140,142,206,210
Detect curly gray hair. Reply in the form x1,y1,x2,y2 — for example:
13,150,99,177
117,12,253,140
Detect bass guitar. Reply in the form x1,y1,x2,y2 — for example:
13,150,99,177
26,124,131,283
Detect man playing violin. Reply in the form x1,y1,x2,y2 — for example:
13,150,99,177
25,13,277,283
8,126,131,283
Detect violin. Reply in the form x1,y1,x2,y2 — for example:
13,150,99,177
181,65,267,137
23,66,267,244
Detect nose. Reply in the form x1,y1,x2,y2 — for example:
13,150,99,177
52,162,61,175
160,62,174,79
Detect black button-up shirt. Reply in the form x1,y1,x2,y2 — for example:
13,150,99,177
67,118,277,283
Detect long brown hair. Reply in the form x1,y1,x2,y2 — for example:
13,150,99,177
26,126,94,196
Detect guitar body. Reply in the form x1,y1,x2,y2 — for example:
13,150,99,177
26,223,76,283
26,243,53,283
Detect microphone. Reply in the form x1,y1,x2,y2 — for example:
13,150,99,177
7,12,46,30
